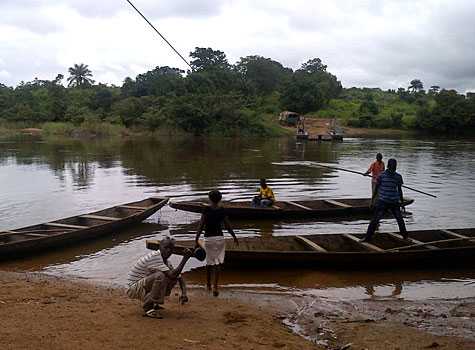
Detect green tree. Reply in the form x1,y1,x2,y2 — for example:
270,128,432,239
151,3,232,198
91,85,114,112
280,74,325,113
190,47,230,72
111,96,147,127
67,64,94,88
359,94,379,115
187,47,243,94
121,77,136,97
299,58,327,73
429,85,440,94
235,56,292,95
408,79,423,93
296,58,342,101
134,66,185,97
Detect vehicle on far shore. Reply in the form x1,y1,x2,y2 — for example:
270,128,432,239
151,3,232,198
279,111,301,126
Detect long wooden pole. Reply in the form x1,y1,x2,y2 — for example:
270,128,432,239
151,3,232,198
385,236,475,252
306,162,437,198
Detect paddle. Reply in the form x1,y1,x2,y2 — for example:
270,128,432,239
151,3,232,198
302,162,437,198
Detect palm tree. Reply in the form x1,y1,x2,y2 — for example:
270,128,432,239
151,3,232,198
67,64,94,87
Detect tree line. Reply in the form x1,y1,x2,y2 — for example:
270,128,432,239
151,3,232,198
0,48,473,135
0,48,341,136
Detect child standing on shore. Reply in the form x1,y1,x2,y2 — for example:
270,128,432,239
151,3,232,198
195,190,239,297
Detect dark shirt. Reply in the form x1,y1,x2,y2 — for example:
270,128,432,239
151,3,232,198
377,170,403,203
203,206,226,237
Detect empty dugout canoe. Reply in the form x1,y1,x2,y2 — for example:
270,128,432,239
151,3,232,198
146,228,475,268
0,197,168,259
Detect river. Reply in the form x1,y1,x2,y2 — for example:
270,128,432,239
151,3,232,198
1,135,475,301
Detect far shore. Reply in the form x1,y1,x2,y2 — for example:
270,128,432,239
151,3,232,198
1,270,474,350
0,121,424,141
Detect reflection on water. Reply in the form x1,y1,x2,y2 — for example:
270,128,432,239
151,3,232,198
1,135,475,300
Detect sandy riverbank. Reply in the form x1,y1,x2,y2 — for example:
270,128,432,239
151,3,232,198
0,271,317,350
286,117,414,139
2,271,475,349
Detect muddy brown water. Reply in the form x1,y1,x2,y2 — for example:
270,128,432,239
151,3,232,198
1,135,475,302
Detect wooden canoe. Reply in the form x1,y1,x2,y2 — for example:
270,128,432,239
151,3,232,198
169,197,414,219
146,228,475,268
0,197,168,259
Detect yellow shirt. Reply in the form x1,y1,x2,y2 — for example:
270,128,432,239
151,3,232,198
259,186,275,201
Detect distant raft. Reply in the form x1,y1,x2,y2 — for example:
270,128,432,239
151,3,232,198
147,228,475,268
169,197,414,219
0,197,168,260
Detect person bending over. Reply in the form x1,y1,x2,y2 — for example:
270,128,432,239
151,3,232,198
362,158,408,242
126,237,192,318
252,178,275,208
195,190,238,297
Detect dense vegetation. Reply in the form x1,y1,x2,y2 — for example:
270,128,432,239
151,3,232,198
0,48,474,136
0,49,340,137
319,83,475,133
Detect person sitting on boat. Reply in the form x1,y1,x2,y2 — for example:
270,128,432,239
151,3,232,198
195,190,238,297
365,153,385,200
361,158,408,242
126,237,192,318
252,178,275,207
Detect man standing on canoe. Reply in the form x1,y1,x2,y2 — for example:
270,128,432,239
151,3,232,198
365,153,385,200
126,237,192,318
362,158,408,242
252,178,275,207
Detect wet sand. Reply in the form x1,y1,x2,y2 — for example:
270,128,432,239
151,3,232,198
0,271,317,350
2,271,475,350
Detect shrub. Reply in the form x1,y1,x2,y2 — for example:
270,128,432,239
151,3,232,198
402,114,417,129
42,122,75,136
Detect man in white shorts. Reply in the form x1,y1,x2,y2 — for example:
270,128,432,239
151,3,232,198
126,237,192,318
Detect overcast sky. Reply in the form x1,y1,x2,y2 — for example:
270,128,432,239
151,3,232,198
1,0,474,92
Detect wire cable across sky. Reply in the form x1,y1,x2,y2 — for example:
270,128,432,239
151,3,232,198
124,0,193,71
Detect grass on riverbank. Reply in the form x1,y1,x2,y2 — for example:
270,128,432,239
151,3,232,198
0,112,290,140
42,120,127,138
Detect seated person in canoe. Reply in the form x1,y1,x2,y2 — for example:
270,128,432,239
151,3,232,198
195,190,238,297
126,237,192,318
252,178,275,208
362,158,408,242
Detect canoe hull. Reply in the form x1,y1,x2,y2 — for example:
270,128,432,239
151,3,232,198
220,248,475,268
146,228,475,269
169,198,414,219
0,197,168,260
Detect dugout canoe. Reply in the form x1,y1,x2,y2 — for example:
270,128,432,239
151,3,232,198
146,228,475,268
169,197,414,219
0,197,168,259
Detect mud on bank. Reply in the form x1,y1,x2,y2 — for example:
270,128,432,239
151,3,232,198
2,271,475,350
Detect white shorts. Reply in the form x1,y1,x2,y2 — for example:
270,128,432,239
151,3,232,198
204,236,226,265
